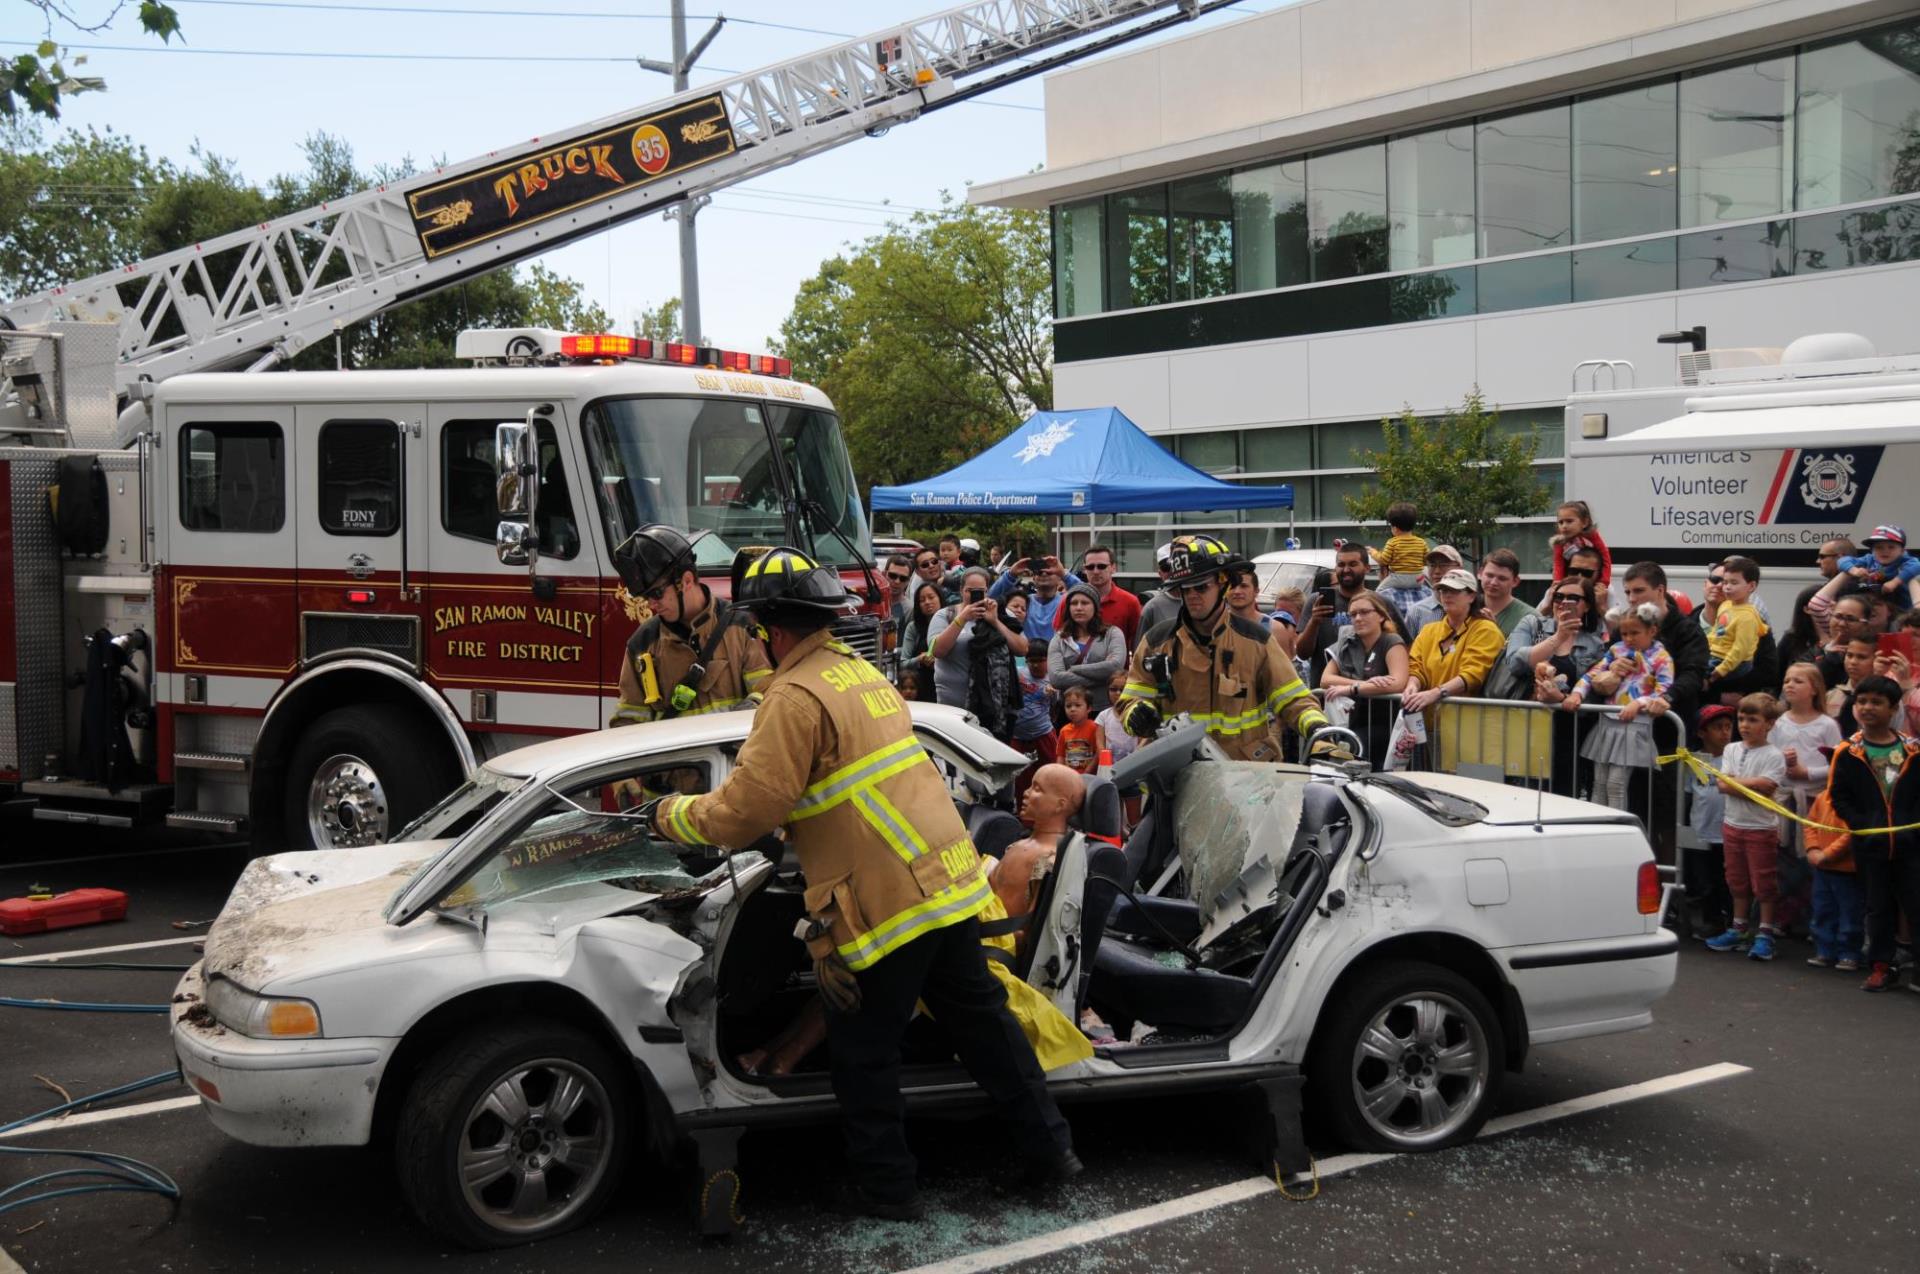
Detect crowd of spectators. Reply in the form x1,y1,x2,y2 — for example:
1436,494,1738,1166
883,505,1920,994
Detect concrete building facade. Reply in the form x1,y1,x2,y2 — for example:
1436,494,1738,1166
974,0,1920,583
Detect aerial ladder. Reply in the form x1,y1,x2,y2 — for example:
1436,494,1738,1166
2,0,1238,401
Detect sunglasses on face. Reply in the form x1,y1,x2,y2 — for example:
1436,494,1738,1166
1348,607,1380,619
1707,575,1725,584
643,584,671,602
1555,593,1583,604
1084,561,1112,571
1565,566,1597,578
887,572,910,585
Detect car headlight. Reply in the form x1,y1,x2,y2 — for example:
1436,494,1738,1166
204,976,323,1039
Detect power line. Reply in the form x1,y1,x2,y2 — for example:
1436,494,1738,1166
0,38,1043,107
171,0,852,37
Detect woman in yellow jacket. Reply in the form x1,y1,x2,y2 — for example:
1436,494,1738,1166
1402,568,1508,712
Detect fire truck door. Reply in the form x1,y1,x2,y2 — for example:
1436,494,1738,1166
422,403,606,734
293,404,429,675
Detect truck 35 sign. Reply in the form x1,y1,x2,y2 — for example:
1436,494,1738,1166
406,95,737,259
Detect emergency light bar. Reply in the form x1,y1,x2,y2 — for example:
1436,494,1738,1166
455,327,791,377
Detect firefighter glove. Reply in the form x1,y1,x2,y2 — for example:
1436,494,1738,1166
1305,724,1356,763
1122,700,1163,739
813,950,863,1014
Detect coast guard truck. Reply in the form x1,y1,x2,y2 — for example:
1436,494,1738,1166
0,0,1240,849
1565,331,1920,618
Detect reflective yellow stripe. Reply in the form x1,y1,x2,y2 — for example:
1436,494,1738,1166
744,667,771,684
853,785,931,864
665,794,706,845
1120,682,1159,699
790,736,926,819
677,697,741,716
835,870,991,971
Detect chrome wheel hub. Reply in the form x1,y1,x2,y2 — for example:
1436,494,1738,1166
307,754,388,849
1350,991,1489,1147
458,1060,612,1235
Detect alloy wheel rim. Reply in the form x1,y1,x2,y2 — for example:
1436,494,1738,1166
306,754,388,848
1349,990,1489,1147
457,1058,614,1235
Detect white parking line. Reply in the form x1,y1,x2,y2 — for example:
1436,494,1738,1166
898,1062,1752,1274
0,935,203,965
0,1094,199,1143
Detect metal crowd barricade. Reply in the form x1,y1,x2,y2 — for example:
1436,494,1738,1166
1317,691,1686,869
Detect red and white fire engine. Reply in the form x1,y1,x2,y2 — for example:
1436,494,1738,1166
0,0,1233,849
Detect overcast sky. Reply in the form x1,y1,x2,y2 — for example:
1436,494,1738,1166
5,0,1288,350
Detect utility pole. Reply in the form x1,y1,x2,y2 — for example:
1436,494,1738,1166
637,1,725,345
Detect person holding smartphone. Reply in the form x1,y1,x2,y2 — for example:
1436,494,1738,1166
989,550,1081,641
928,566,1030,713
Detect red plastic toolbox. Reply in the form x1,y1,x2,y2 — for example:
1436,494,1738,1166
0,888,130,936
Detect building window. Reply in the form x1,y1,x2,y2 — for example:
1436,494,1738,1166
177,423,284,533
1390,266,1476,321
1681,56,1795,225
1315,419,1385,468
1793,197,1920,272
1230,160,1309,291
1572,237,1676,302
1388,125,1476,270
318,421,400,537
1477,104,1571,256
1308,143,1389,280
1574,81,1678,241
1796,23,1920,210
1170,174,1235,302
1242,424,1312,473
1477,253,1571,312
1177,430,1240,474
1053,199,1105,317
1676,220,1791,287
1106,187,1170,309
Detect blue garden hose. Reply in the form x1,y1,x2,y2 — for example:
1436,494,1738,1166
0,1070,185,1218
0,969,189,1218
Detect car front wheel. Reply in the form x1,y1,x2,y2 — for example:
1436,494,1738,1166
1308,960,1503,1153
396,1021,632,1249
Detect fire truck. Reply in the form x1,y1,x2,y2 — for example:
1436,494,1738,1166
0,0,1233,850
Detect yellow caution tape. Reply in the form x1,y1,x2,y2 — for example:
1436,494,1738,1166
1657,747,1920,835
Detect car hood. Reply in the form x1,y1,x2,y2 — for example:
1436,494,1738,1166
202,841,467,991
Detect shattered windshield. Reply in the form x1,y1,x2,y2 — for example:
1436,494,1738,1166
436,758,760,911
395,767,522,844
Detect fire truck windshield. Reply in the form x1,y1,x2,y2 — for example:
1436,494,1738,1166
583,396,871,572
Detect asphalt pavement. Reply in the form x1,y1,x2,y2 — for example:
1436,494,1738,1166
2,818,1916,1273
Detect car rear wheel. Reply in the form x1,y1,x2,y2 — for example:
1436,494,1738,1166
396,1021,633,1249
1307,960,1503,1153
282,704,459,850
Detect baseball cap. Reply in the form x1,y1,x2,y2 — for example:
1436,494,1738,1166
1863,524,1907,547
1155,542,1174,567
1426,544,1465,567
1435,568,1479,592
959,537,980,552
1698,704,1735,727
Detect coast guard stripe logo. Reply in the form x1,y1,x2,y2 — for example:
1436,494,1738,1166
1764,446,1883,524
1799,453,1855,510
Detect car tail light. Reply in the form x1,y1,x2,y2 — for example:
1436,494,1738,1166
1636,861,1660,915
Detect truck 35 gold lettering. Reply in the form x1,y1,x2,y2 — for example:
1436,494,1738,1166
491,145,624,218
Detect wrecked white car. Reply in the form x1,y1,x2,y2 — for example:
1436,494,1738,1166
171,705,1677,1248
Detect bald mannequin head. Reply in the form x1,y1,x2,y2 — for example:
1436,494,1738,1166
1018,764,1084,836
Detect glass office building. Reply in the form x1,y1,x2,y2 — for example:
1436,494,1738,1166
977,4,1920,583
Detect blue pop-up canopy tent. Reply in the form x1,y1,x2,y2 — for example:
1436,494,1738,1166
868,407,1292,515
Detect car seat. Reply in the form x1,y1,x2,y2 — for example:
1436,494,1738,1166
1082,782,1351,1036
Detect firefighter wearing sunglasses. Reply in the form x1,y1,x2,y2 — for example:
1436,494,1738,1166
1118,534,1350,762
609,523,770,726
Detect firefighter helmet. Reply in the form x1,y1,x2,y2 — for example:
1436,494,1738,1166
612,524,708,597
731,546,858,617
1163,534,1236,590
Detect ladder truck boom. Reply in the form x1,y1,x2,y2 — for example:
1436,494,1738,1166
2,0,1234,395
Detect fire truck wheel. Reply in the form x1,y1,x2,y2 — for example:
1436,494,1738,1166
283,705,460,850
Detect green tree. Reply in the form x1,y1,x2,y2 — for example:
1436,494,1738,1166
0,115,160,293
1343,391,1554,561
522,263,612,333
5,2,180,119
633,296,681,343
776,196,1052,490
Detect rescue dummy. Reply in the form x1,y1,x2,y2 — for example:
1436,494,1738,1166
1117,535,1347,761
647,546,1078,1222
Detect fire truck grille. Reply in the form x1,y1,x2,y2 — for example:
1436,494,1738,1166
831,615,882,664
302,613,421,669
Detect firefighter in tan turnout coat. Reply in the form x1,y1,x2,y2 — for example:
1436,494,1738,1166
648,546,1077,1221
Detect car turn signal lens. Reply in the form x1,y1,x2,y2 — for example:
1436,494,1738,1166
1636,861,1661,915
265,1000,322,1038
